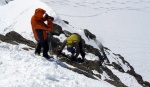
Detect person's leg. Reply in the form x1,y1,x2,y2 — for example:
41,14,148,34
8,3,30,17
67,47,76,61
35,42,41,55
80,49,85,59
42,40,50,58
79,41,85,61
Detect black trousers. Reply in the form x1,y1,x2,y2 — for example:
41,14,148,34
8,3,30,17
78,40,85,59
35,40,49,56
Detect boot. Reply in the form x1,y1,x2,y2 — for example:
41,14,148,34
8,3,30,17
35,53,40,56
43,54,52,59
77,58,84,63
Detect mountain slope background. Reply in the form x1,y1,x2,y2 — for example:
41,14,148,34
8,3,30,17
0,0,150,87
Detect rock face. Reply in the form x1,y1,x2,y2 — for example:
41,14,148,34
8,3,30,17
0,31,36,48
0,27,150,87
50,23,63,36
5,0,13,4
84,29,96,40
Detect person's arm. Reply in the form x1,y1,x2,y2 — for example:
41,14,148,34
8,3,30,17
42,19,53,31
58,40,67,53
42,13,54,31
73,42,80,59
34,17,53,31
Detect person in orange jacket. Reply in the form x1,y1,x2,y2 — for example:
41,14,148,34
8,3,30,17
31,8,54,59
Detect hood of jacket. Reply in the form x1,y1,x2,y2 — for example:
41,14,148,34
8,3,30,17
34,8,46,21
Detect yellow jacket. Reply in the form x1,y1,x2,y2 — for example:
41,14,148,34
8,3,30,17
66,34,80,47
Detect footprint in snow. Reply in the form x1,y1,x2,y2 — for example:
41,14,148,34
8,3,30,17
45,74,59,82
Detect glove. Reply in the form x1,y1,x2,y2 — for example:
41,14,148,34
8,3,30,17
44,13,54,21
49,16,54,21
44,13,49,19
56,48,62,54
70,55,78,61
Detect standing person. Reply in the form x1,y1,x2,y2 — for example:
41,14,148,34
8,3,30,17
31,8,54,59
58,33,86,62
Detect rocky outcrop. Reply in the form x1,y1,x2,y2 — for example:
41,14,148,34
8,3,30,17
50,23,63,36
0,34,18,45
84,29,96,40
5,0,13,4
102,66,127,87
109,52,150,87
0,31,36,48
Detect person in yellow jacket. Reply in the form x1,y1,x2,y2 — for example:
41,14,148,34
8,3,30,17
58,33,86,62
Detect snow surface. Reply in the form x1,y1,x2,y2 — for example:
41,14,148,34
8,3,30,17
0,0,149,86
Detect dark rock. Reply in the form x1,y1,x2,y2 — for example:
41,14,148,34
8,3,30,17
83,29,109,63
144,81,150,87
63,30,72,37
85,44,104,63
102,66,127,87
22,47,34,51
81,60,103,74
104,47,111,51
0,34,18,45
51,23,63,36
84,29,96,40
114,54,126,64
63,20,69,24
114,54,150,86
47,33,62,51
59,57,99,79
5,31,36,48
126,63,150,86
5,0,13,4
112,62,125,72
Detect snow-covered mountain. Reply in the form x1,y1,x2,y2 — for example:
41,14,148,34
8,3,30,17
0,0,150,87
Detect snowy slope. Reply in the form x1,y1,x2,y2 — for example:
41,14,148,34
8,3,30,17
41,0,150,82
0,42,113,87
0,0,149,87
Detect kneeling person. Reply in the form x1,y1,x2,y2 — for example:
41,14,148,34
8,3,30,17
58,33,85,62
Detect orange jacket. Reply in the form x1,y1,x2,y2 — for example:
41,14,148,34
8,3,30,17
31,8,53,40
